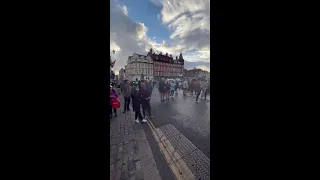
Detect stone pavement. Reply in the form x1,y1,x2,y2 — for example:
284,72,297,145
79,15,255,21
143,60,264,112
110,99,162,180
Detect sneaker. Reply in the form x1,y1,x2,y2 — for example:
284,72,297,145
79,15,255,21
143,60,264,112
142,119,147,123
196,101,199,103
115,114,118,117
135,119,140,123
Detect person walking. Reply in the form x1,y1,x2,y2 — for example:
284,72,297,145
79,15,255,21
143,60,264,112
146,80,153,98
170,80,175,98
175,80,179,94
165,80,171,100
195,79,201,103
158,78,165,102
131,82,143,123
153,80,156,88
200,80,208,99
189,80,194,95
139,80,153,121
122,79,131,113
183,79,189,96
110,85,119,118
137,78,141,89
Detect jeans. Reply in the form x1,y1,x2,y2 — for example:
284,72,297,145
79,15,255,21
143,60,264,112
170,90,174,96
141,101,151,117
196,90,201,101
123,97,131,111
135,111,143,120
110,106,117,116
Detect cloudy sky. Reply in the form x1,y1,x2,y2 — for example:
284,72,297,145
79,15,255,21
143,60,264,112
110,0,210,75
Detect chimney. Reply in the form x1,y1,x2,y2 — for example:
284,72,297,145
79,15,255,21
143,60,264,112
176,56,178,60
165,53,168,56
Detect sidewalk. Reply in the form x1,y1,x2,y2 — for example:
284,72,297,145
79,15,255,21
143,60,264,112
110,98,162,180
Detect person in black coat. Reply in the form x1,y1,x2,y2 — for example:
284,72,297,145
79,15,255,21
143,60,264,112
139,80,153,121
131,82,143,123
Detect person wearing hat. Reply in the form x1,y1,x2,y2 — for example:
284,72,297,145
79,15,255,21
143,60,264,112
110,85,119,118
131,81,143,123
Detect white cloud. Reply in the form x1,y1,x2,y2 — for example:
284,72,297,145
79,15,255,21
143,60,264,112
152,0,210,61
110,0,210,72
121,5,128,16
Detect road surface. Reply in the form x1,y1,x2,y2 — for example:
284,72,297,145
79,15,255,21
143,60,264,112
148,88,211,159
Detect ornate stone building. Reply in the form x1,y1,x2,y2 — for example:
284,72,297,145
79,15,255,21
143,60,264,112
124,48,185,81
125,52,153,81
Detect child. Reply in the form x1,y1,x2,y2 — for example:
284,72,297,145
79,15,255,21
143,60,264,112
131,82,143,123
110,85,119,118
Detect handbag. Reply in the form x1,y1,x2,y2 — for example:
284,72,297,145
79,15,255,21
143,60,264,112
111,98,120,109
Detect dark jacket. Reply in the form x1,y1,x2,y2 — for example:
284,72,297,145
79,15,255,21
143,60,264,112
122,84,131,97
195,81,201,91
146,83,152,95
159,81,165,91
139,88,150,103
131,88,141,112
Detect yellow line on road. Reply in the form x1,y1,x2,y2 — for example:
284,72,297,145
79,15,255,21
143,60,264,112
146,118,195,180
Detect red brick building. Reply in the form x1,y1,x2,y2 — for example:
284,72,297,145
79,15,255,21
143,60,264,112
147,48,184,80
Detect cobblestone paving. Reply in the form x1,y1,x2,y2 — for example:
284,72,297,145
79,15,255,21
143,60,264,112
110,100,162,180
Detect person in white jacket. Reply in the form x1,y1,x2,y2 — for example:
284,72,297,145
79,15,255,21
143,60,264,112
182,79,189,96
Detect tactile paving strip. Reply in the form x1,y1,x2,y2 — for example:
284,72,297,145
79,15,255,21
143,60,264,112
181,149,210,180
157,124,210,179
168,134,197,158
158,124,180,140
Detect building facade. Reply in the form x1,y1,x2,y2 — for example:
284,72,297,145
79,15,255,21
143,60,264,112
119,68,125,81
147,48,184,80
184,68,210,80
125,52,153,81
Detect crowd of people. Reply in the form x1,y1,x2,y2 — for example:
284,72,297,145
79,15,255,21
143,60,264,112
110,79,154,123
159,78,209,103
110,77,209,122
